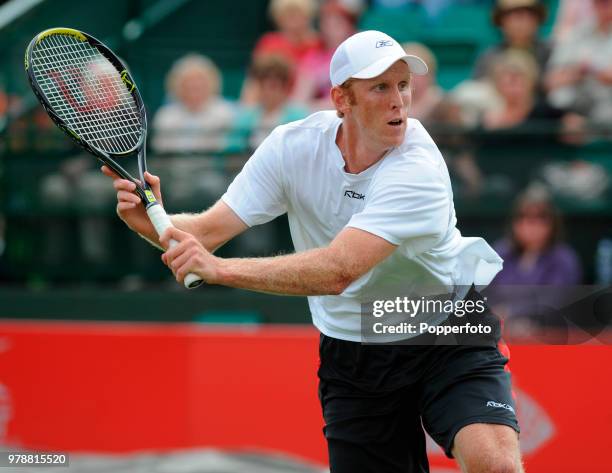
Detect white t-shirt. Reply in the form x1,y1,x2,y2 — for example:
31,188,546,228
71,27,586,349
222,111,502,342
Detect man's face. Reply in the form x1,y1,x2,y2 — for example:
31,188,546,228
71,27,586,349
342,60,412,149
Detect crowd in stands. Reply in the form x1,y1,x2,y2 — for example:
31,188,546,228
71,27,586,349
3,0,610,156
1,0,611,292
143,0,612,156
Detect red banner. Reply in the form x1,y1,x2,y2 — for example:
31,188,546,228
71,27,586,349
0,321,610,472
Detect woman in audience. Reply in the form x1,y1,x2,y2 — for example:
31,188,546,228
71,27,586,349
493,186,582,285
255,0,320,65
483,49,565,131
241,0,321,104
152,54,235,153
291,0,358,111
490,187,583,336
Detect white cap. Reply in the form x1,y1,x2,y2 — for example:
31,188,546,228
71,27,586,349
330,30,428,87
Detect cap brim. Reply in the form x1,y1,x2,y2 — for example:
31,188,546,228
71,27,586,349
351,54,428,80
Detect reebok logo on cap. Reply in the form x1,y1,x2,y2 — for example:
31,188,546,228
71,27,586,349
376,40,393,48
330,30,428,87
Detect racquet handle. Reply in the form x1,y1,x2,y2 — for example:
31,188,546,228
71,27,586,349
146,204,204,289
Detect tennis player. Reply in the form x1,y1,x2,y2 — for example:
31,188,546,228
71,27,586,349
104,30,522,473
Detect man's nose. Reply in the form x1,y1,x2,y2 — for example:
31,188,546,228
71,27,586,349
390,87,403,109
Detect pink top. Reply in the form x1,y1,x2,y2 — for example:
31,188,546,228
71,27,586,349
297,48,334,100
254,32,322,66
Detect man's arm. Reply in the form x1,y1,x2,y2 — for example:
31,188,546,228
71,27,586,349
160,226,398,296
170,200,248,252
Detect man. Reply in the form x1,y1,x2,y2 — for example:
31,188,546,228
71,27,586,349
103,30,522,473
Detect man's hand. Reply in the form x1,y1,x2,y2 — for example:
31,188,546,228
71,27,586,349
101,165,161,242
160,227,219,285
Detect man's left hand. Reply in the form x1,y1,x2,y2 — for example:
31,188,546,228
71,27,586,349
160,227,219,285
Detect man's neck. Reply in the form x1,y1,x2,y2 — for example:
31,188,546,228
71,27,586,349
336,122,392,174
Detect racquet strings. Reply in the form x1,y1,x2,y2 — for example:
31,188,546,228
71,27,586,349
30,34,143,154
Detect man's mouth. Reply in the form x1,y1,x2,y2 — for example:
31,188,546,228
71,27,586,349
387,118,403,126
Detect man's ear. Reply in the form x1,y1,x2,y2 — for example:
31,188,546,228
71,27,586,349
331,86,350,118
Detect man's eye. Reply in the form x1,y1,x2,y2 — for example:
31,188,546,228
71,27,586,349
375,84,387,91
399,82,409,90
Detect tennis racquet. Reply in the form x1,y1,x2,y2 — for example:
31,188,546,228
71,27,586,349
25,27,203,289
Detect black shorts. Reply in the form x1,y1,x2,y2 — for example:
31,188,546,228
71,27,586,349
317,292,519,472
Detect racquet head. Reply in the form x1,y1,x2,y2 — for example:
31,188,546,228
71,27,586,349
25,27,152,202
25,28,205,289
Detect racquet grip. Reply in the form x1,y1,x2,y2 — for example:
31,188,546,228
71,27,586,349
146,204,204,289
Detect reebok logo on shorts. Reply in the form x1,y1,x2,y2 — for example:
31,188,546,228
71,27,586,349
487,401,515,414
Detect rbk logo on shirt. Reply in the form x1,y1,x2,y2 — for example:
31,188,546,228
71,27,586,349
375,40,393,48
344,190,365,200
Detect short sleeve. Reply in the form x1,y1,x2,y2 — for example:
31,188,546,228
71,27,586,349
346,162,450,256
221,127,288,227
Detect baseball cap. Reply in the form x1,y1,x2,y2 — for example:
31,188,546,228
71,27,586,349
330,30,428,87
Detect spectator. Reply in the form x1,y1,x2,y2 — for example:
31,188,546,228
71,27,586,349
552,0,596,43
492,186,582,286
227,55,309,152
401,43,483,197
483,49,564,131
545,0,612,128
152,54,235,153
402,42,454,124
255,0,320,64
292,0,358,111
242,0,321,104
473,0,550,90
489,186,583,336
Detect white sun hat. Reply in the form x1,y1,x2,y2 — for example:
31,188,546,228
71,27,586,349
330,30,428,87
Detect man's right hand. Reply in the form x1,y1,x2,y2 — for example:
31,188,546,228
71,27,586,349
101,165,162,241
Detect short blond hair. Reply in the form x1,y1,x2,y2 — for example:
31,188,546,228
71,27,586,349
491,49,539,86
166,53,221,99
269,0,316,23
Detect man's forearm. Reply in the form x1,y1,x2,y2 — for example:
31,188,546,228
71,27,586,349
170,212,216,250
172,201,247,252
214,247,352,296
